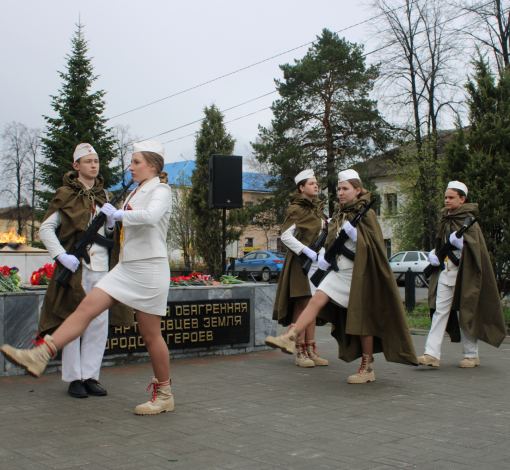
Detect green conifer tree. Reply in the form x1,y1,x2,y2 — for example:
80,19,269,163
188,105,250,278
39,22,119,207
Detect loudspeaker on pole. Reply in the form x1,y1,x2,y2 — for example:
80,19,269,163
209,154,243,209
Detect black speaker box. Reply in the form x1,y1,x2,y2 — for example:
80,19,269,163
209,154,243,208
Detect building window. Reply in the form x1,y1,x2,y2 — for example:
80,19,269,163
245,237,254,248
276,237,286,253
386,193,397,214
384,239,392,259
245,201,254,208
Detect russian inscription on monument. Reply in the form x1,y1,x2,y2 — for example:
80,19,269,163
105,299,251,355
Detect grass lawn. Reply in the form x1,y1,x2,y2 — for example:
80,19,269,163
406,302,431,330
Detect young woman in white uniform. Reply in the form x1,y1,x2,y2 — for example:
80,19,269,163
1,140,174,416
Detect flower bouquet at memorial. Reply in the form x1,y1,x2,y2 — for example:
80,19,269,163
0,265,23,292
30,263,56,286
170,272,220,287
220,275,246,285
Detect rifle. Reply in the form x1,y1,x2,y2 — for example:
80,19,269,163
310,197,376,287
423,216,479,278
301,220,329,276
55,180,134,287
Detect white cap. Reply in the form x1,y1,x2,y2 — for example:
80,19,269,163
447,181,468,196
133,140,165,158
294,169,315,184
73,143,97,162
338,169,360,183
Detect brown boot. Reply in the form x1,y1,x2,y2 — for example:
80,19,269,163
135,377,174,415
265,324,301,354
305,341,329,366
1,335,57,377
347,354,375,384
295,342,315,367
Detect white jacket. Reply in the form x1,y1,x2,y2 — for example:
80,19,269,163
120,176,172,262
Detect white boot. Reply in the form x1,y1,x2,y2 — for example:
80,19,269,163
135,377,174,415
265,324,301,354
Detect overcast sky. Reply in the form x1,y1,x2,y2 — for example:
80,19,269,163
2,1,380,165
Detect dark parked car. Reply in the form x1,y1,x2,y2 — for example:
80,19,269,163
226,250,285,281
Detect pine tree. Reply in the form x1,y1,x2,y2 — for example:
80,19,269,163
39,22,119,207
252,29,389,216
443,51,510,295
188,105,250,278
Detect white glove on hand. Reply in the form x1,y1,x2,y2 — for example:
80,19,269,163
112,209,124,222
428,252,440,266
301,246,317,261
326,218,332,224
449,232,464,251
100,203,117,228
318,253,331,271
57,253,80,272
343,220,357,242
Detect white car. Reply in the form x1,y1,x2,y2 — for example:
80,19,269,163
389,251,430,287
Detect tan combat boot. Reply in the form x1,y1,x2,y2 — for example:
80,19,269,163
1,335,57,377
305,341,329,366
417,354,440,367
135,377,174,415
265,324,301,354
459,357,480,368
347,354,375,384
295,342,315,367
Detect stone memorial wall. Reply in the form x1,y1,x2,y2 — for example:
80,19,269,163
0,283,277,377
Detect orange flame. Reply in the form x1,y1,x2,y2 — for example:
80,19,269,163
0,227,26,244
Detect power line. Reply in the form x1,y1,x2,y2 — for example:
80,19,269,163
153,3,486,146
107,2,420,121
161,107,271,145
144,91,277,140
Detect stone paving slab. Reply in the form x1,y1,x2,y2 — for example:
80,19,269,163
0,326,509,470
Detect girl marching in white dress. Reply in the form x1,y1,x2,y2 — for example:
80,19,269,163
266,170,417,383
1,140,174,415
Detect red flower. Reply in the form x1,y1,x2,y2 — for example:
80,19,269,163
31,272,40,285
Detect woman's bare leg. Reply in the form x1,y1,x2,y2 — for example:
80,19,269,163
360,335,374,356
136,312,170,382
52,288,118,350
294,291,330,333
292,298,310,341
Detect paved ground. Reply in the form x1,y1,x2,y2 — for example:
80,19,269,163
0,326,509,470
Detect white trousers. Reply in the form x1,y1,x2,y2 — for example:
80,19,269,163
61,267,109,382
424,282,479,359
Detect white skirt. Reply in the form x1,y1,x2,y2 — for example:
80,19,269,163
95,257,170,316
317,267,353,308
307,260,319,296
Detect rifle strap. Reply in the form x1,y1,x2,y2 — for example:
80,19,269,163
446,249,460,267
337,244,355,262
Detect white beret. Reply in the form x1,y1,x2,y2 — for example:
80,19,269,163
133,140,165,158
73,143,97,162
447,181,468,196
338,169,360,183
294,169,316,184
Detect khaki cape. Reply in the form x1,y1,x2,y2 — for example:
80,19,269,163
273,193,326,326
317,194,418,366
38,171,134,336
428,203,506,347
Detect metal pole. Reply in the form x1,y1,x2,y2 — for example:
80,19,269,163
405,267,416,312
222,207,227,275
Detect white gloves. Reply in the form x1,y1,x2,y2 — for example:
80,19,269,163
449,232,464,251
100,203,118,228
301,246,317,261
57,253,80,272
326,218,332,224
343,220,357,242
318,253,331,271
428,252,440,266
